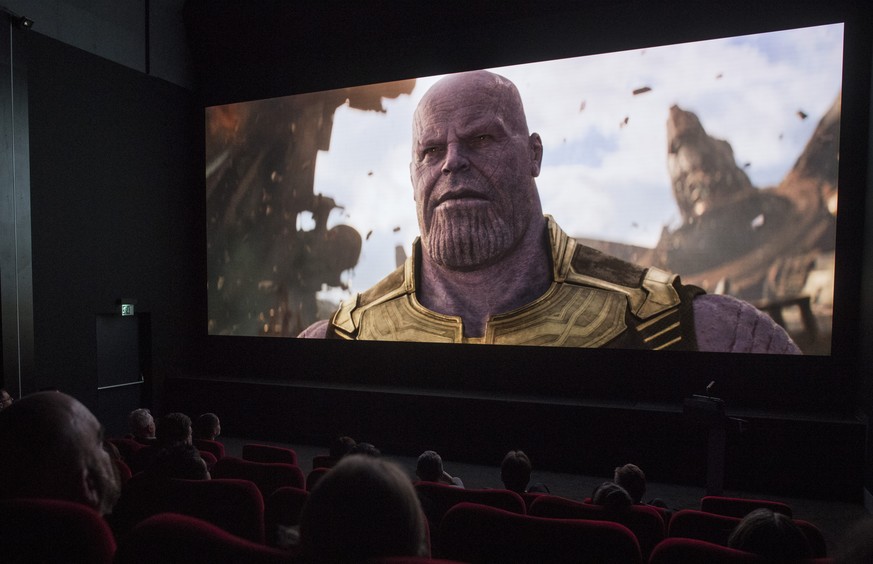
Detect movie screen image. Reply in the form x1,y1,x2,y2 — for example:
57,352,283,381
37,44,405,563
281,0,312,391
206,23,842,355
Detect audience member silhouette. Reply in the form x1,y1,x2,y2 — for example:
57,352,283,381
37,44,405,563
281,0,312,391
330,435,357,460
0,391,120,515
727,508,812,562
500,450,532,493
130,412,193,474
146,443,211,480
614,463,647,503
0,388,13,411
127,408,157,445
299,455,429,562
349,442,381,457
193,412,221,441
591,481,633,514
416,450,464,487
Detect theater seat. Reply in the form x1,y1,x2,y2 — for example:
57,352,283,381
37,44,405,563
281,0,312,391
212,456,305,498
194,438,226,460
650,537,834,564
0,498,116,564
264,486,309,548
529,493,665,558
109,437,146,465
439,502,642,563
114,513,294,563
700,495,793,518
243,443,298,465
306,467,330,491
110,475,265,543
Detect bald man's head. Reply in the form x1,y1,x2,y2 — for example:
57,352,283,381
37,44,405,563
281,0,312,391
410,70,544,271
0,392,120,514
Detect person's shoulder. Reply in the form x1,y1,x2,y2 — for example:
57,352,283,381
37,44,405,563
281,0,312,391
298,319,330,339
693,293,801,354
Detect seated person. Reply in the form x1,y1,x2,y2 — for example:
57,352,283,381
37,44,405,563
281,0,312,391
130,412,193,474
349,442,381,457
500,450,549,494
0,391,120,515
299,455,429,561
591,481,633,514
727,508,812,562
614,462,670,510
330,435,356,461
145,443,210,480
415,450,463,487
0,388,13,411
193,412,221,441
127,407,157,445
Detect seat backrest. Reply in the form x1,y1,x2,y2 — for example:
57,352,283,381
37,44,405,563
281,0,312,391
668,509,740,546
439,502,642,563
307,467,330,491
520,491,547,511
194,438,226,460
414,482,526,555
264,486,310,548
243,443,298,465
114,457,133,487
114,513,294,564
650,537,770,564
312,454,336,469
110,475,265,543
0,498,116,564
199,449,218,470
109,437,146,464
701,495,793,518
528,493,665,558
212,456,305,497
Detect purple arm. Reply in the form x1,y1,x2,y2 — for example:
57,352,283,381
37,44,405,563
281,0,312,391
298,319,329,339
693,294,801,354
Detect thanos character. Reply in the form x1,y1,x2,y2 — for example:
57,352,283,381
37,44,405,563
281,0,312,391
301,70,799,353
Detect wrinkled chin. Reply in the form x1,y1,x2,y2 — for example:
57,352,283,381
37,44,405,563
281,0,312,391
91,456,121,515
425,205,513,270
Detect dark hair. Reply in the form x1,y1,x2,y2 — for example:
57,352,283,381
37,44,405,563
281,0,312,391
330,436,356,459
613,463,646,504
591,481,633,513
727,508,812,562
300,455,428,561
156,412,192,446
193,412,220,440
149,444,210,480
416,450,443,482
501,450,532,493
349,442,380,457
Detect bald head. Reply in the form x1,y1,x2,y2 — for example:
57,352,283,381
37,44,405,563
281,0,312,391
410,70,544,271
0,392,120,514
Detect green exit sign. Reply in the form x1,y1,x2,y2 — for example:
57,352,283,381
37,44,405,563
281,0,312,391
120,304,134,316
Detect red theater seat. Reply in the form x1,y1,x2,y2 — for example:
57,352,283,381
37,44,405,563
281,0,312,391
529,493,665,558
109,437,146,464
700,495,793,518
439,502,642,563
194,438,226,460
312,454,336,469
114,513,294,564
212,456,305,498
306,467,330,491
650,537,834,564
0,498,116,564
264,486,309,548
243,443,298,465
110,475,265,543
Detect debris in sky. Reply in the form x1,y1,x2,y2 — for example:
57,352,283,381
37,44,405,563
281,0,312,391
632,86,652,96
579,100,587,112
392,226,401,233
743,162,751,168
365,230,373,240
367,171,374,176
716,73,723,79
797,110,808,120
620,116,629,128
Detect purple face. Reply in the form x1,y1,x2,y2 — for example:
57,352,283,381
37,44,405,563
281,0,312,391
411,72,542,270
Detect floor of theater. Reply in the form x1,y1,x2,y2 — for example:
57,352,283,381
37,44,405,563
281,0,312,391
219,436,869,554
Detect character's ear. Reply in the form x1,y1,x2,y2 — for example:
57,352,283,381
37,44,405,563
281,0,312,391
80,467,101,509
529,133,543,177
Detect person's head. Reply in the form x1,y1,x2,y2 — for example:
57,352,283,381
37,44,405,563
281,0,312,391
149,444,211,480
410,70,544,271
591,481,633,513
329,435,356,459
728,508,812,562
193,412,221,441
349,442,380,457
0,392,120,515
500,450,532,493
0,388,13,411
128,408,155,439
613,463,646,504
300,455,429,562
156,412,192,447
415,450,444,482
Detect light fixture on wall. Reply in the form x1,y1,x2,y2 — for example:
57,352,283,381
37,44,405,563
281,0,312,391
0,5,33,31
